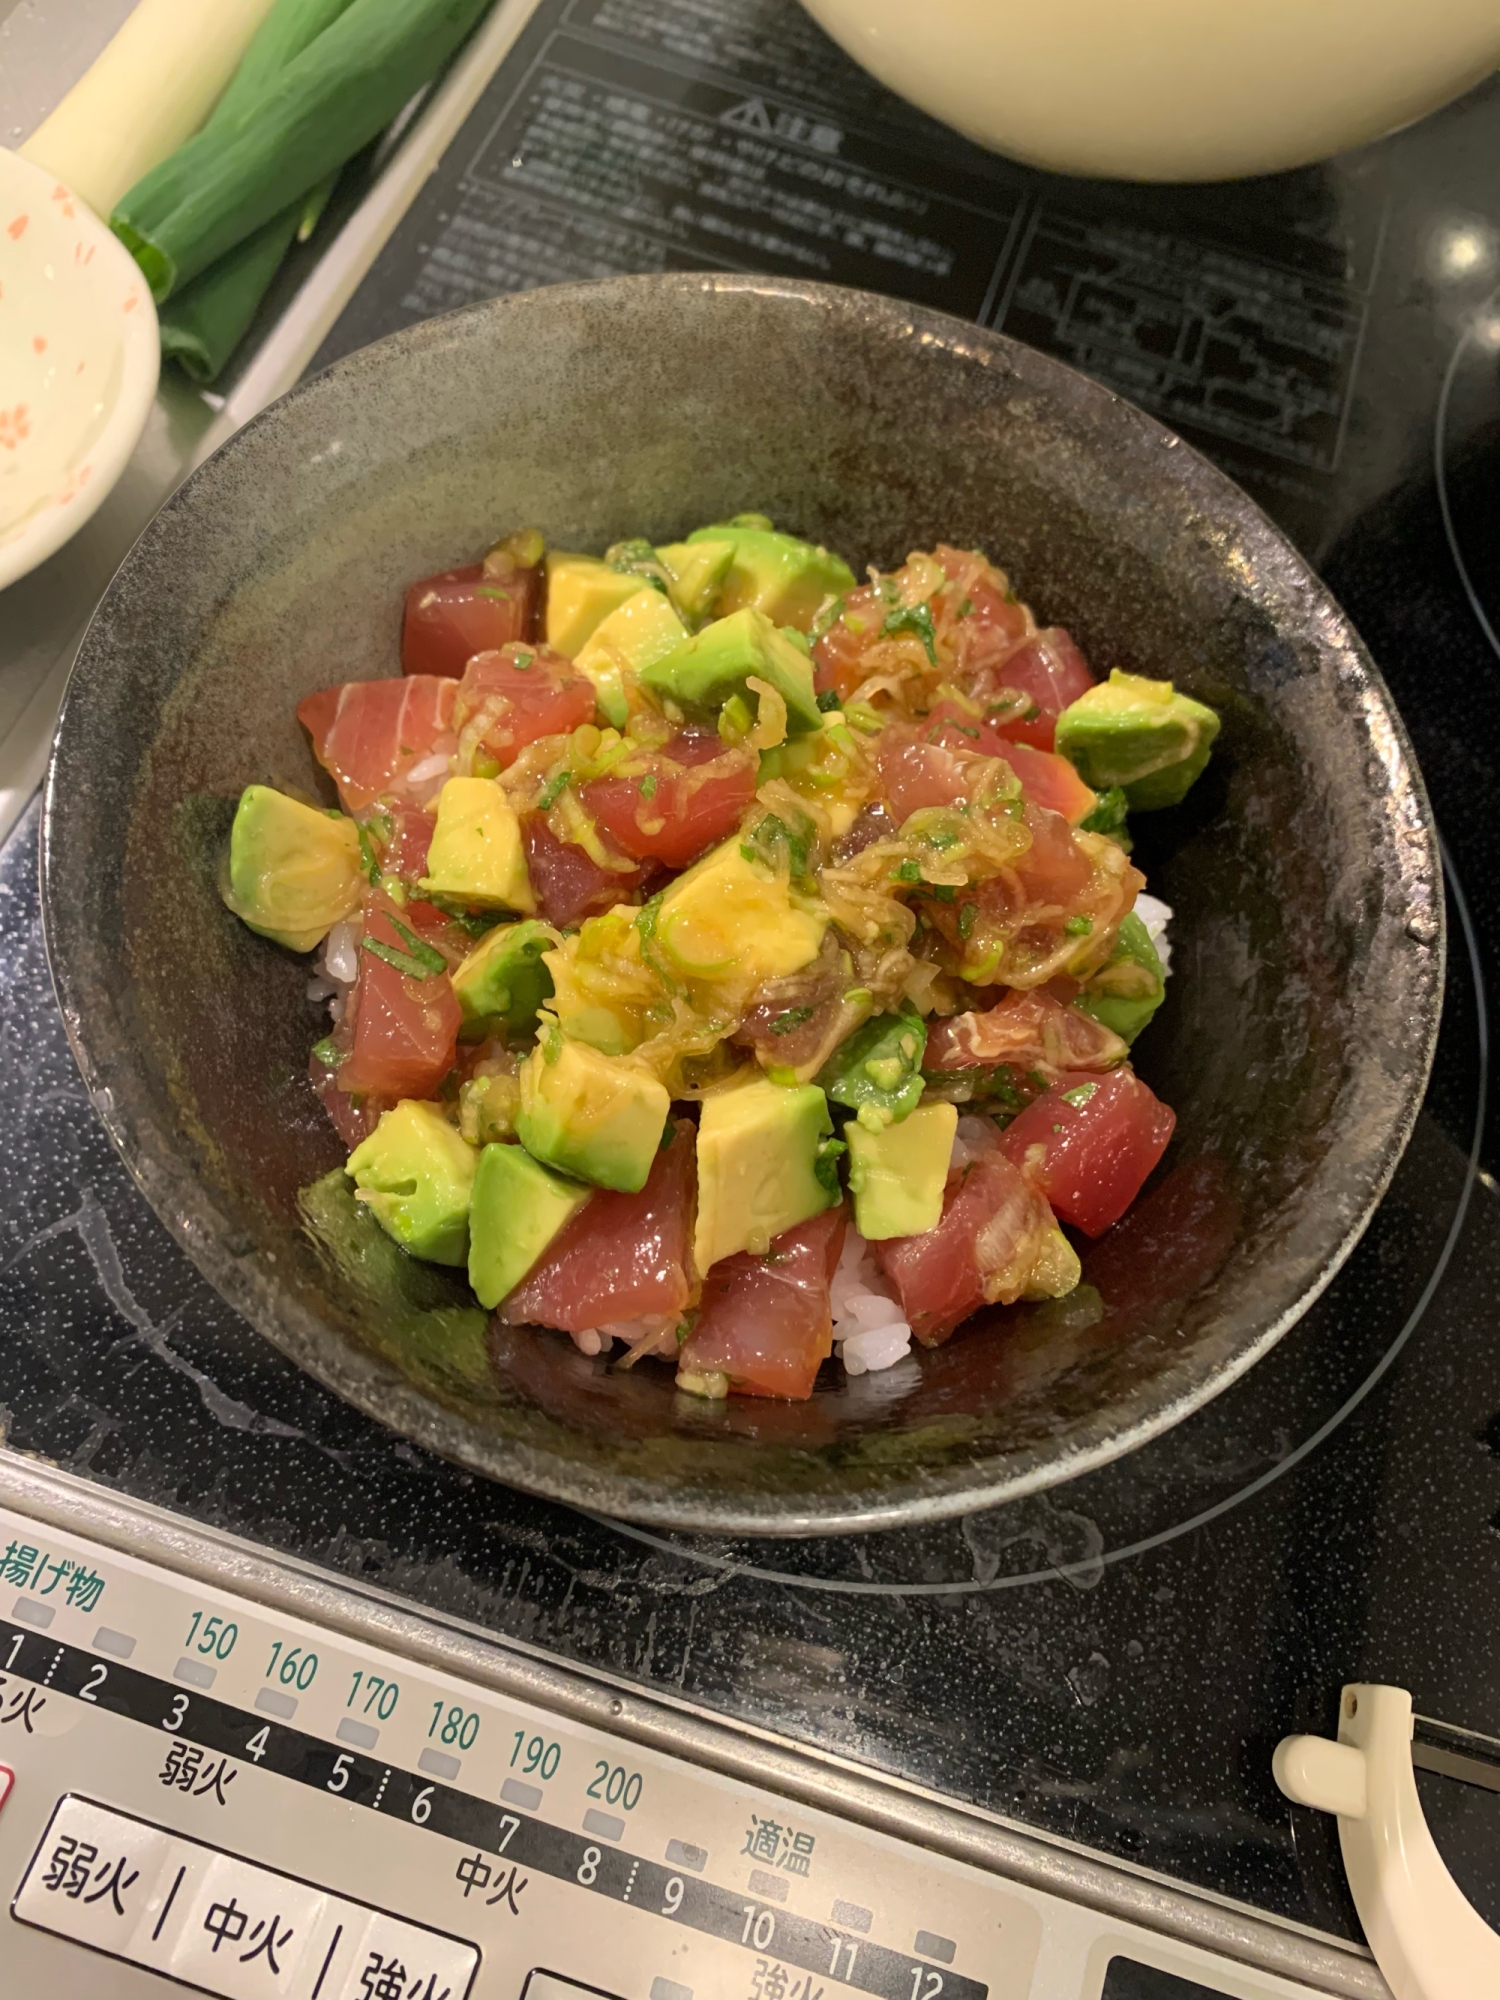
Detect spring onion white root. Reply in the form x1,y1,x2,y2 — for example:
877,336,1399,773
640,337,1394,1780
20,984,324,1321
20,0,280,217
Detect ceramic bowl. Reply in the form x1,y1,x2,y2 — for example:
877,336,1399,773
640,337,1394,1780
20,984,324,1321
0,148,159,592
800,0,1500,181
41,275,1443,1534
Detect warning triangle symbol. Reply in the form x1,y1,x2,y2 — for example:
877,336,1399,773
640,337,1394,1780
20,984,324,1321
720,96,775,134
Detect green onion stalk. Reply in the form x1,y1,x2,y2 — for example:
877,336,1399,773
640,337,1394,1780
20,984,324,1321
120,0,493,374
155,0,356,380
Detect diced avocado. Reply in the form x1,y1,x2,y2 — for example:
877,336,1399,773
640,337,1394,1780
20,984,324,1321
846,1102,957,1240
817,1007,928,1130
575,588,688,729
1075,911,1165,1043
694,1076,841,1269
684,519,855,630
468,1142,592,1308
517,1039,670,1192
222,784,364,952
545,552,652,657
346,1101,478,1266
1078,784,1132,851
458,1068,521,1145
640,607,823,736
1055,670,1220,810
655,539,735,624
1026,1226,1082,1300
655,839,826,994
421,776,534,913
451,919,557,1039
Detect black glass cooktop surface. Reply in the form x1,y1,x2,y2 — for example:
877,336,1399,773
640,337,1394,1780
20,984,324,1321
4,0,1499,1953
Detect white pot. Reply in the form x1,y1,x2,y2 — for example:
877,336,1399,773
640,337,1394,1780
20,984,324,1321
801,0,1500,181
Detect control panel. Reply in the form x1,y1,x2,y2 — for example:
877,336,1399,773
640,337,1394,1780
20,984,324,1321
0,1503,1343,1999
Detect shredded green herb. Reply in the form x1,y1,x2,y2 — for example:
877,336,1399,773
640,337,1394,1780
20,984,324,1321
511,649,535,672
1060,1082,1099,1109
310,1035,346,1068
891,858,922,884
958,598,973,617
536,770,570,811
638,772,659,801
815,687,841,713
810,596,845,643
362,915,447,980
355,822,381,884
744,810,814,878
607,537,671,593
957,901,978,940
769,1006,816,1036
929,883,956,903
1064,915,1094,936
882,602,938,663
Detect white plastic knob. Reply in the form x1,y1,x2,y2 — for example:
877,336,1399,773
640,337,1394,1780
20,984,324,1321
1272,1735,1367,1819
1275,1684,1500,2000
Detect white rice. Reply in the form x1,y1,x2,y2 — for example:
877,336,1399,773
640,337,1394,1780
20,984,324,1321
320,919,360,987
1135,893,1173,977
949,1114,999,1172
830,1228,912,1375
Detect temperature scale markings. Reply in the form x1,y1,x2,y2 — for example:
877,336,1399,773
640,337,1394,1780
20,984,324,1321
0,1618,987,2000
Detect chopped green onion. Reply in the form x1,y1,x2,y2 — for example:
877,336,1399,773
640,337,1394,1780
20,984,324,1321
815,688,841,713
638,773,659,801
1064,915,1094,936
1060,1082,1099,1109
536,771,570,811
882,603,938,663
957,901,978,940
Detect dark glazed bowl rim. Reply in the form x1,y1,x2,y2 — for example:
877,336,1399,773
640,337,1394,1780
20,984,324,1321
40,273,1444,1535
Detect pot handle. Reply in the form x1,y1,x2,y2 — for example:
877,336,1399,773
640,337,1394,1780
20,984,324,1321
1274,1684,1500,2000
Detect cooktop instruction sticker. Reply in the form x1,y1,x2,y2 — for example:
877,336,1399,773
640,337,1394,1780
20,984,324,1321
0,1507,1040,2000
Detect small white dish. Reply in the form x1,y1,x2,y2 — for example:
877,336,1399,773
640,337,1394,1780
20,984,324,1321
0,147,159,592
